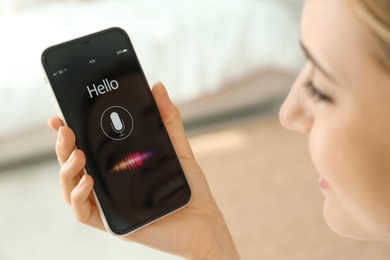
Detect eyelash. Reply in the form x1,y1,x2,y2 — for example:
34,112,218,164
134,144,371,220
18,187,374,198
303,79,332,102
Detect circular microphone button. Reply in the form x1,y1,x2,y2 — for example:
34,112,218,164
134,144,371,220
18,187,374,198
100,106,133,140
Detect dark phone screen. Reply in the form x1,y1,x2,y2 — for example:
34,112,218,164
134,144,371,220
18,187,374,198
42,28,191,235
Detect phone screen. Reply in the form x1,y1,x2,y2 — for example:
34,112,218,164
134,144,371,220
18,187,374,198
42,28,191,235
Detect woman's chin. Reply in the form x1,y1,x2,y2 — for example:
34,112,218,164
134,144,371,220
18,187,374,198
322,199,388,241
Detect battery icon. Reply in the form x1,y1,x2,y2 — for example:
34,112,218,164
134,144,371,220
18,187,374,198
122,49,128,53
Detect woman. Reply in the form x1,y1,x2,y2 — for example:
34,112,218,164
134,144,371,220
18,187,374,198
48,0,390,258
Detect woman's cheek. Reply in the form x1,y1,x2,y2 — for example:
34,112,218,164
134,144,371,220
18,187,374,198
308,120,347,192
307,125,372,236
308,116,390,239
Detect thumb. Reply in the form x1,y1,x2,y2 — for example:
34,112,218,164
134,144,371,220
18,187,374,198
151,82,194,161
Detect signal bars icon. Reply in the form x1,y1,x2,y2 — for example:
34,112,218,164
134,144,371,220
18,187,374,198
53,68,67,77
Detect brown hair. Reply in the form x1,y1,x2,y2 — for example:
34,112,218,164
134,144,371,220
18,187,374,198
348,0,390,71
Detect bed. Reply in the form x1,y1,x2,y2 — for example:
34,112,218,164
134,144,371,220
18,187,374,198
0,0,304,166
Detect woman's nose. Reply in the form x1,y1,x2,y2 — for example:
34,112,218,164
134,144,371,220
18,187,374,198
279,75,313,134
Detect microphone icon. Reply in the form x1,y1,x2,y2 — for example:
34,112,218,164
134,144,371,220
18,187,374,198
101,106,133,140
110,112,125,137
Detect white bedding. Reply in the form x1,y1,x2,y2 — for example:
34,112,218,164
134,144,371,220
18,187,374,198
0,0,303,137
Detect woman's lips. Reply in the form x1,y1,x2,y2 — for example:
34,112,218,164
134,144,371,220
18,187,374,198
319,176,330,189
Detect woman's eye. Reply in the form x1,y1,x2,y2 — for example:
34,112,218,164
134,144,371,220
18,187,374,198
303,79,332,102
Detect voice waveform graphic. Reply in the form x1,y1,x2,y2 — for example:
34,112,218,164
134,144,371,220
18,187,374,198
110,151,154,173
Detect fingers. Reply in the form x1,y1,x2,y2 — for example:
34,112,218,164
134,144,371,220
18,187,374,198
49,115,84,205
152,82,194,160
60,149,86,204
56,126,77,165
70,174,106,231
60,149,106,231
48,117,104,231
48,116,76,165
48,116,64,132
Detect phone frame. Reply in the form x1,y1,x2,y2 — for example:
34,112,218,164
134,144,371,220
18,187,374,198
41,27,192,236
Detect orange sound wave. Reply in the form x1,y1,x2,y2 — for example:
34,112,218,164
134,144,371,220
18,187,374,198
109,151,154,173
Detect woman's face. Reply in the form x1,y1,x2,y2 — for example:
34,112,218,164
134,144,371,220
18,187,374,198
280,0,390,240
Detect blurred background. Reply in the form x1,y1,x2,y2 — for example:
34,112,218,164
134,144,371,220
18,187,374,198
1,0,390,259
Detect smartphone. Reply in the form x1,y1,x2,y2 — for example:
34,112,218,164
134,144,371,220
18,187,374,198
41,27,192,236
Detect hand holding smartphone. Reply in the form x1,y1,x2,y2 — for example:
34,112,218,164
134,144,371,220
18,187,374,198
42,28,192,236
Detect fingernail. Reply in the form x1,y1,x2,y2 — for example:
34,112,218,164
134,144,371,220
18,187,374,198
57,126,63,144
